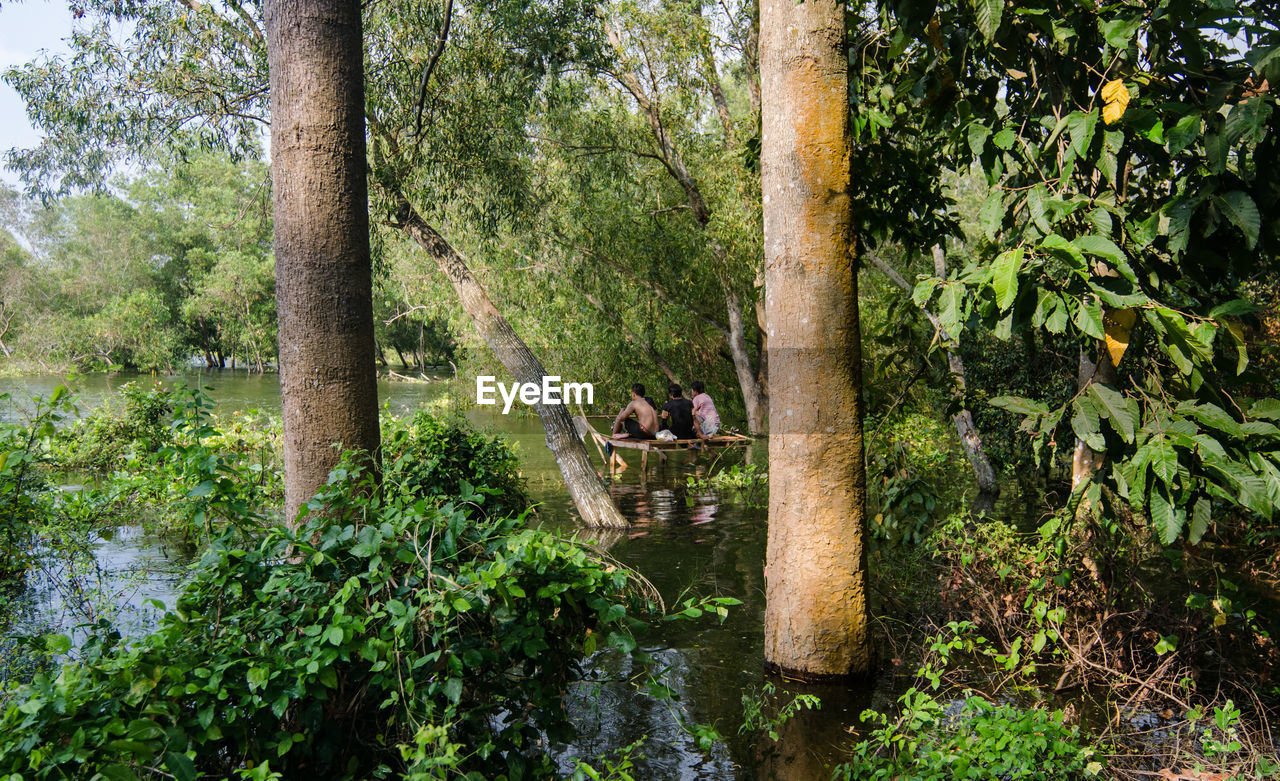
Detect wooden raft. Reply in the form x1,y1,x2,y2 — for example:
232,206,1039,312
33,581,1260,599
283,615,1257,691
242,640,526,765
588,429,751,451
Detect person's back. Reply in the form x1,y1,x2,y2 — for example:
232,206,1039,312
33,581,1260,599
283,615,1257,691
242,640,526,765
690,381,720,436
663,396,696,439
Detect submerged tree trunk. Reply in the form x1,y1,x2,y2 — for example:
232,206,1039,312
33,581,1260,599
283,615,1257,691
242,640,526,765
869,248,998,496
266,0,381,524
395,197,627,529
761,0,870,678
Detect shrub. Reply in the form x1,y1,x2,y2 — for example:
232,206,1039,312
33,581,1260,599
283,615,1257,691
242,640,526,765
382,410,527,518
834,688,1103,780
0,455,654,779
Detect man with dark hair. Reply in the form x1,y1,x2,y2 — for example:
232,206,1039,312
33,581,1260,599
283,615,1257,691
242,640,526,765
660,383,698,439
611,382,659,440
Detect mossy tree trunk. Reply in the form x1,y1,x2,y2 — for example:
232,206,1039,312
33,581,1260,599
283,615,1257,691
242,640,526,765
760,0,871,678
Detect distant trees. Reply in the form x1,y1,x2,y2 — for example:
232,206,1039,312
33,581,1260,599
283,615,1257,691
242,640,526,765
0,156,276,372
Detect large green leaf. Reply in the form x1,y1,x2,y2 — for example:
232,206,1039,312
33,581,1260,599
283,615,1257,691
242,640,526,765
1071,397,1105,451
970,0,1004,40
989,395,1050,417
1149,486,1183,545
990,247,1023,311
1088,383,1137,443
1216,191,1261,249
1189,496,1211,544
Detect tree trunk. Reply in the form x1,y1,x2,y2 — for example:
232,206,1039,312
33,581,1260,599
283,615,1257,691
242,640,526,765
266,0,381,525
395,198,627,529
1072,342,1117,490
761,0,870,678
866,250,997,494
726,288,767,433
395,346,408,368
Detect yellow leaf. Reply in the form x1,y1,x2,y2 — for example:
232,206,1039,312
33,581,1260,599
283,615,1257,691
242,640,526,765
1103,308,1137,367
1101,79,1131,125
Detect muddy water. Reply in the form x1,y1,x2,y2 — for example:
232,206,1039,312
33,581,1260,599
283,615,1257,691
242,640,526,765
0,370,885,778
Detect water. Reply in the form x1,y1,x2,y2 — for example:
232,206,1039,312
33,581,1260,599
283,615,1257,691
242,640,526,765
0,370,882,778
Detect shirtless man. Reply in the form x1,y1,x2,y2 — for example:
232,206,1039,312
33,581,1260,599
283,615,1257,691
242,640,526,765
611,383,659,439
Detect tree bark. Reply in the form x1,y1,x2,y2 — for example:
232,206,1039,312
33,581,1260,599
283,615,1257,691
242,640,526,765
395,197,628,529
266,0,381,524
761,0,870,678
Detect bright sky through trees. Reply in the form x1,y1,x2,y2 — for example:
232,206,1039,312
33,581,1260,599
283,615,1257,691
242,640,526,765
0,1,71,187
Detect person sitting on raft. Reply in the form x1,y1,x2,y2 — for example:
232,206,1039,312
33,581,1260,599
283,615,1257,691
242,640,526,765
659,383,698,439
690,380,720,439
611,382,659,440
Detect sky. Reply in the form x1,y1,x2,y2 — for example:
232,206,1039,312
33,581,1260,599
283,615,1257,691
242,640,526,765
0,0,73,188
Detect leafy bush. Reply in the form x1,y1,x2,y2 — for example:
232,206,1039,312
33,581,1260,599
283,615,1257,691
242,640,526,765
382,410,527,518
49,382,176,473
0,454,655,779
834,688,1103,780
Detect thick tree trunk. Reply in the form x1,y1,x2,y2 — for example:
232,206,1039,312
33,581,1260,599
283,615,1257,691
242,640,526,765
396,198,627,529
266,0,381,524
761,0,870,678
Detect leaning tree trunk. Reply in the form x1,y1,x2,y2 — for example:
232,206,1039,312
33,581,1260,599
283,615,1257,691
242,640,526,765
266,0,381,525
867,249,998,496
396,197,627,529
761,0,871,678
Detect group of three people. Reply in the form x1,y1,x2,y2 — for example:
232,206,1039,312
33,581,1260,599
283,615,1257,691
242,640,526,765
610,381,720,441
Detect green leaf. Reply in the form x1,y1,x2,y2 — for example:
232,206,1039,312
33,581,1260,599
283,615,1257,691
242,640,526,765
443,677,463,703
1154,633,1179,655
992,128,1016,149
1087,383,1137,443
980,189,1004,240
1167,112,1200,155
1149,487,1183,545
1148,437,1178,485
186,480,216,498
1072,235,1131,279
990,248,1023,312
989,396,1049,417
1067,110,1098,155
970,0,1004,40
1099,17,1139,48
1216,191,1261,249
1074,298,1105,340
164,751,198,781
1071,397,1105,451
1250,399,1280,421
968,123,992,157
1189,497,1211,544
1209,299,1262,318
